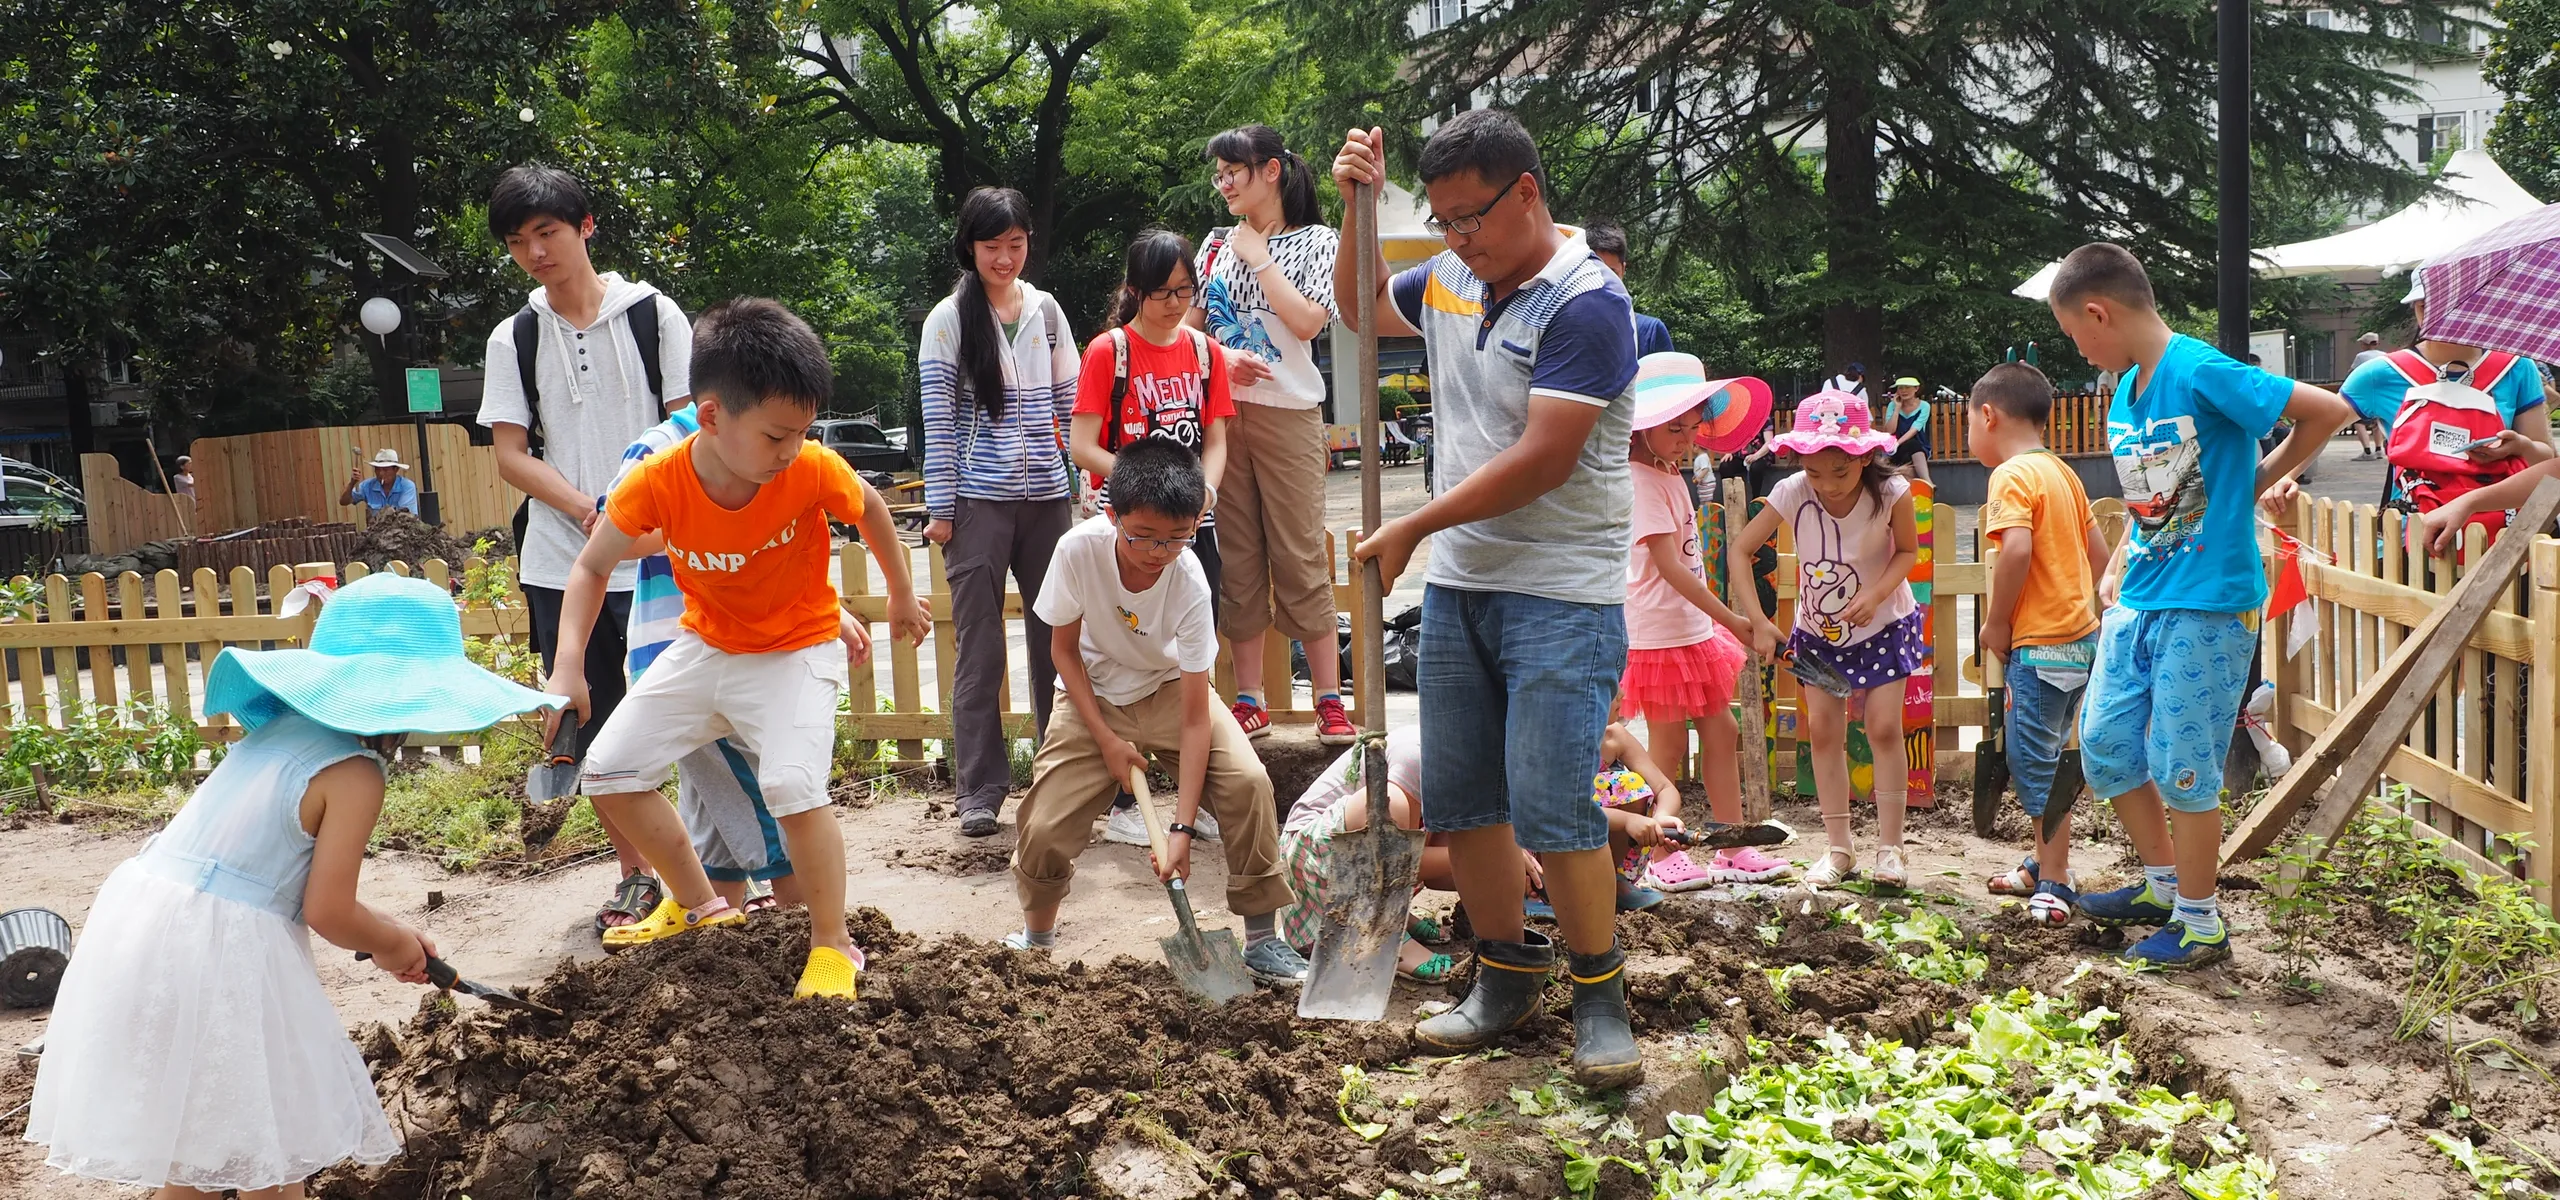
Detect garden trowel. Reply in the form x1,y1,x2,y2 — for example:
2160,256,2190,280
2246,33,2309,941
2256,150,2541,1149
526,719,580,805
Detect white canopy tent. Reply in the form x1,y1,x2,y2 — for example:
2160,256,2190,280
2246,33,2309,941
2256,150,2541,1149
2010,149,2544,300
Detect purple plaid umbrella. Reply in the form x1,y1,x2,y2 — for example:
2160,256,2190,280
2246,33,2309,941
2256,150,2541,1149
2419,202,2560,363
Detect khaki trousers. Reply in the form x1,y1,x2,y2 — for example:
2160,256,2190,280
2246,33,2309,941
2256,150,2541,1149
1011,682,1287,916
1217,402,1338,645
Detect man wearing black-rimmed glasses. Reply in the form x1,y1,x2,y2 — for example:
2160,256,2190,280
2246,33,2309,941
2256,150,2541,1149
1332,109,1646,1089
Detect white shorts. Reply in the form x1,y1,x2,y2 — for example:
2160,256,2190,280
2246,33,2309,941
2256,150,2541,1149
581,630,847,819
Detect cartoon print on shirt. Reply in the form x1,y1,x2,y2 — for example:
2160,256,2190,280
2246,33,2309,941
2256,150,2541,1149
2111,413,2206,556
1794,496,1860,644
1118,604,1145,635
1202,279,1282,365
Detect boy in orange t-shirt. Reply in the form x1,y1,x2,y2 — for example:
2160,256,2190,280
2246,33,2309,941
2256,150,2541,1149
1968,362,2111,927
546,299,929,1000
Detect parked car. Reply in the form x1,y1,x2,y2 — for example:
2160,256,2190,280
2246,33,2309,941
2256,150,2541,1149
1,458,81,502
0,476,85,528
807,418,912,473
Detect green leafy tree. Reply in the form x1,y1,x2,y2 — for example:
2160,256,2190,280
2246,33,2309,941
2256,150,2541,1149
2487,0,2560,201
1286,0,2463,383
0,0,616,427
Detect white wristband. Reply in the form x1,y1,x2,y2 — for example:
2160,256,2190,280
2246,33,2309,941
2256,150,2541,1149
1249,259,1278,274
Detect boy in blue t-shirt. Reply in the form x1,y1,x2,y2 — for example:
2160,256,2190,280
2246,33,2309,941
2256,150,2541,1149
2046,242,2352,969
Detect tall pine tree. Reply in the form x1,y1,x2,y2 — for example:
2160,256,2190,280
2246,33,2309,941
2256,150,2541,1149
1286,0,2464,379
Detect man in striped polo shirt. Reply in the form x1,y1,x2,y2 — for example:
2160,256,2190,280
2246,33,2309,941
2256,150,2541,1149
1333,110,1646,1089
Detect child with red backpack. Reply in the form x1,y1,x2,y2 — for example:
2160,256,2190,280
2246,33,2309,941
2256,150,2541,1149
2342,285,2554,542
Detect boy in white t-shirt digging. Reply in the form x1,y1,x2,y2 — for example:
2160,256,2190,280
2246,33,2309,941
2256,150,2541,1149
1004,439,1308,985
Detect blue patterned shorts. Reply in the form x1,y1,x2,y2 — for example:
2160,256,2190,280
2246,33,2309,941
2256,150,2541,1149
2078,607,2256,813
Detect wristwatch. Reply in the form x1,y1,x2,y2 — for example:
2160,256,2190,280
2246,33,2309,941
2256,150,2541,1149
1167,822,1199,838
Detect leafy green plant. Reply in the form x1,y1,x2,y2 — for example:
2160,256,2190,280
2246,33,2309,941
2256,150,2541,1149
457,540,540,689
2,701,212,792
0,576,43,623
1835,903,1988,986
2328,809,2560,1098
1642,987,2278,1199
2428,1132,2555,1200
2265,845,2339,998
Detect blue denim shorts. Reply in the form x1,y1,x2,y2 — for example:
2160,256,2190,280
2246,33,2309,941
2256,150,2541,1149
2004,653,2086,819
1417,585,1627,853
2078,606,2256,813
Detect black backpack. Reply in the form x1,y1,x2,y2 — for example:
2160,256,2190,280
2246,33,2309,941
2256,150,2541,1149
507,298,668,549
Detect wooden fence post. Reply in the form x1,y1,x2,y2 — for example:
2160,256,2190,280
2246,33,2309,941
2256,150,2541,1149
2269,492,2309,762
2533,539,2560,906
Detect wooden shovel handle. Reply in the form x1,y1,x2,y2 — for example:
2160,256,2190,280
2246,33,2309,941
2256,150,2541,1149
1126,766,1174,867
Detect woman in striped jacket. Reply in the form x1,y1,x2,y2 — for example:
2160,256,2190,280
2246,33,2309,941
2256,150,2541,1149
919,186,1081,837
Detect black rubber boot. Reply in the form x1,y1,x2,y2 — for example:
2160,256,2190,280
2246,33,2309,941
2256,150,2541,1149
1567,944,1644,1089
1415,931,1554,1050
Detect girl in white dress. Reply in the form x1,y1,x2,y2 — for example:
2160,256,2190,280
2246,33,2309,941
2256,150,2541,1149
25,573,561,1198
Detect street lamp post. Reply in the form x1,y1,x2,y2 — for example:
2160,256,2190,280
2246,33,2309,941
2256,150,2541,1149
2217,0,2250,358
359,234,450,525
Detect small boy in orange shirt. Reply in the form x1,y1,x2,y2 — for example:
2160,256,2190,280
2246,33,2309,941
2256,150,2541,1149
1968,362,2110,926
546,299,929,1000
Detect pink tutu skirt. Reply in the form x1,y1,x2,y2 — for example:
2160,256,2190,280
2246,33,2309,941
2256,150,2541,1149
1619,624,1747,722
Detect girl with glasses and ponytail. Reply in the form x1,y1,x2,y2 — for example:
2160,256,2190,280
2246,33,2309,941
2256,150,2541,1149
1189,125,1355,747
919,186,1082,839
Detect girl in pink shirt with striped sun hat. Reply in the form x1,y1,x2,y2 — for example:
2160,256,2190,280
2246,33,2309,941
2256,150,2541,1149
1618,353,1791,889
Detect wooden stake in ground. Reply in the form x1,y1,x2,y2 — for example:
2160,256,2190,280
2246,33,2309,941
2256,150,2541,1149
2222,475,2560,867
1296,172,1421,1023
144,435,192,537
1721,477,1772,824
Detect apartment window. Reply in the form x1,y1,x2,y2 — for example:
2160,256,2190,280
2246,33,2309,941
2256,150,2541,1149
1428,0,1468,30
2417,13,2448,44
2304,9,2334,30
1634,74,1662,114
2419,112,2466,160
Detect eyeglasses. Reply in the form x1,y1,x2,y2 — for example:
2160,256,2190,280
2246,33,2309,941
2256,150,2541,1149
1144,284,1201,302
1120,530,1198,553
1422,176,1519,237
1211,164,1255,188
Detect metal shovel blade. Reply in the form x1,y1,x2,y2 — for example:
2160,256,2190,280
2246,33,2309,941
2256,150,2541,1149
526,720,580,805
1298,821,1425,1021
1159,879,1254,1006
1663,822,1790,852
1974,684,2010,838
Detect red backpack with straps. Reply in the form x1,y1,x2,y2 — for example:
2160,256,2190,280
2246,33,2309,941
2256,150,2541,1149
2381,348,2526,536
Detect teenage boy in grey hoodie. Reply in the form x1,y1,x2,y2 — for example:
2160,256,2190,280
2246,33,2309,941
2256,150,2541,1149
477,163,694,936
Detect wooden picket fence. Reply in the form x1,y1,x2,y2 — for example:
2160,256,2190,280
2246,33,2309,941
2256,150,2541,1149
1766,393,2111,463
2260,495,2560,902
3,500,2554,905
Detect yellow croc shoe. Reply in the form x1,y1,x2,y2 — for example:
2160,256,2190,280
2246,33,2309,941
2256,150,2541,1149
794,946,865,1001
600,895,745,952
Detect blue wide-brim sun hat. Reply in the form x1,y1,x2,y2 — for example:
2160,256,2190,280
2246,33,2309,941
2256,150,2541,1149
205,573,565,735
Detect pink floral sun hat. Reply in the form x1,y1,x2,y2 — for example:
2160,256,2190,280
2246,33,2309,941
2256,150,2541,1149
1769,389,1898,457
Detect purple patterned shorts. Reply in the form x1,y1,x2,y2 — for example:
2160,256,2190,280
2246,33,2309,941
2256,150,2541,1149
1786,609,1925,695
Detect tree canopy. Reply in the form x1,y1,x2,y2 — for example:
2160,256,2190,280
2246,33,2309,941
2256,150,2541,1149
1285,0,2463,388
2487,0,2560,202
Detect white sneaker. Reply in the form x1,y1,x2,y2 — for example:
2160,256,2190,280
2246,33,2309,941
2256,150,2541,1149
1103,806,1149,846
1191,808,1222,842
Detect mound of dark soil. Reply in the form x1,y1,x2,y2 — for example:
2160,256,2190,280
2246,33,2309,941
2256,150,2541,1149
321,909,1416,1200
356,508,475,573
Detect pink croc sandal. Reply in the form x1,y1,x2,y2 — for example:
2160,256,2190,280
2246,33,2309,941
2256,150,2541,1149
1707,846,1792,884
1643,850,1714,893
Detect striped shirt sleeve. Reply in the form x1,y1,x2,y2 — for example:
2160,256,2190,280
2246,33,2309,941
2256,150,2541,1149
918,305,962,520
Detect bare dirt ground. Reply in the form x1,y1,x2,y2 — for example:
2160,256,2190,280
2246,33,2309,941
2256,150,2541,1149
5,723,2554,1197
